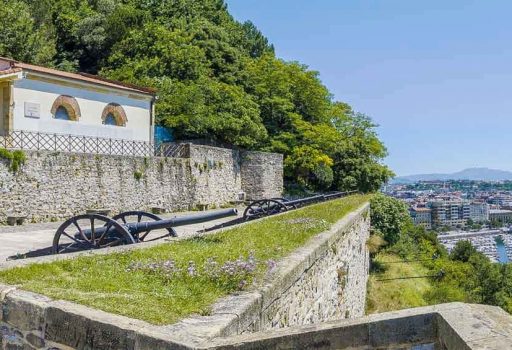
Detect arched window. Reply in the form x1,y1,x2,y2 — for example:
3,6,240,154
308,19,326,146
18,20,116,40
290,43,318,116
55,106,71,120
51,95,81,121
104,113,117,126
101,103,127,127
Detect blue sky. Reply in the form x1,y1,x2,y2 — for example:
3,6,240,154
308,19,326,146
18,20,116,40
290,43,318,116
226,0,512,176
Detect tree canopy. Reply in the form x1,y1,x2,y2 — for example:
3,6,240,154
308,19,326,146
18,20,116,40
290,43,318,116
0,0,393,192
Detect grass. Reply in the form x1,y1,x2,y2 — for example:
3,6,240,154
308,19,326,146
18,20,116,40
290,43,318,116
0,194,369,325
366,253,433,314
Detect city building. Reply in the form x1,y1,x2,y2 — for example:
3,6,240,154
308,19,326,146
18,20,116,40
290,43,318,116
410,207,432,229
0,57,156,143
470,202,489,222
489,209,512,224
430,200,467,228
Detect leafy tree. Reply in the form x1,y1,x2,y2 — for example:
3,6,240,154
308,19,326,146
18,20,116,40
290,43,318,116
370,194,411,245
449,240,478,263
0,0,56,65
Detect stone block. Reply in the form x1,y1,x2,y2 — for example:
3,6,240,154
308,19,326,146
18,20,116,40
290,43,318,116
368,313,437,347
2,290,49,332
44,301,141,350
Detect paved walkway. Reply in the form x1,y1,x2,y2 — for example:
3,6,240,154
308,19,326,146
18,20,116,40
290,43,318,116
0,208,243,262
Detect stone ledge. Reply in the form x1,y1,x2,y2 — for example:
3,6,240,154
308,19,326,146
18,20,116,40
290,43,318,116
2,284,512,349
207,303,512,350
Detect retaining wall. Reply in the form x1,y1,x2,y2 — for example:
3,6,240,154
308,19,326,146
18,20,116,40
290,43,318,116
0,202,369,349
0,144,283,224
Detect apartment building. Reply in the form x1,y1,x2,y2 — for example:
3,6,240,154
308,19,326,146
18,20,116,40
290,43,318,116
428,200,489,228
410,207,432,229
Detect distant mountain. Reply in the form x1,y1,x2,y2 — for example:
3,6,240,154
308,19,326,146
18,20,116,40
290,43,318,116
392,167,512,183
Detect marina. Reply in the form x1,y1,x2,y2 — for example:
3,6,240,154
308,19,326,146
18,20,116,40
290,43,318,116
438,229,512,263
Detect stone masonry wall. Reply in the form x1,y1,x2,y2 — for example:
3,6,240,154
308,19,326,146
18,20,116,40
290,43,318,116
0,144,282,224
166,204,371,345
260,208,370,329
240,151,283,200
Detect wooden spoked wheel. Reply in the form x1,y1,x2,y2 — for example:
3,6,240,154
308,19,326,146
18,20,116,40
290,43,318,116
52,214,135,254
243,199,288,220
112,211,177,242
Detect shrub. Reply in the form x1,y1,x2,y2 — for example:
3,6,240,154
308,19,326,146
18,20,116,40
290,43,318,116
0,148,26,173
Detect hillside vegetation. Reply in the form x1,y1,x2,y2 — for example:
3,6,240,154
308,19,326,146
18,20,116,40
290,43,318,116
0,0,392,192
369,194,512,315
366,253,431,314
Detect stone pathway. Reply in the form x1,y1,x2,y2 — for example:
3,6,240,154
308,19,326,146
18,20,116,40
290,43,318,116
0,208,244,262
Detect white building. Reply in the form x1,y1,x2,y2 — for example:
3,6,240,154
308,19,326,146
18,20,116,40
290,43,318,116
429,200,489,228
0,57,156,144
469,203,489,223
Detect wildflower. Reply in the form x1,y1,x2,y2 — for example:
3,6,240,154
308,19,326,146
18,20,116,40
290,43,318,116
238,279,247,290
267,259,277,272
187,261,197,276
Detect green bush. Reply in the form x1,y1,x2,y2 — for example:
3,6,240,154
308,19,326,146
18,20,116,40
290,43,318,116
0,148,26,173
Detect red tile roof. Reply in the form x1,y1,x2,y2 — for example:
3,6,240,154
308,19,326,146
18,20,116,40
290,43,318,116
0,57,156,96
0,68,22,76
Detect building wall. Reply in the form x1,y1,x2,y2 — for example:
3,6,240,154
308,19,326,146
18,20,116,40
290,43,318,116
11,75,152,142
489,211,512,223
0,145,283,224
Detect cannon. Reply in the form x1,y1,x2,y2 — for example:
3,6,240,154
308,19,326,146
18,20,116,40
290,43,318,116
52,208,238,254
243,191,357,220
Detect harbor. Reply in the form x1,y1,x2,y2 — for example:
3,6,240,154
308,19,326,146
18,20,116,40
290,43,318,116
438,229,512,263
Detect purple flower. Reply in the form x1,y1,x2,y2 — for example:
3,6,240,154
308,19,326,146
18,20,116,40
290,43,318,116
238,280,247,290
187,261,197,276
266,259,277,272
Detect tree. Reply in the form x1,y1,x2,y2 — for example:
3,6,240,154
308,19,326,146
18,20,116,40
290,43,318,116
449,240,478,263
370,194,411,245
0,0,56,65
3,0,393,192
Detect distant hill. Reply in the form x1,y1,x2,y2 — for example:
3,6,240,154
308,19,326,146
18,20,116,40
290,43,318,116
392,167,512,183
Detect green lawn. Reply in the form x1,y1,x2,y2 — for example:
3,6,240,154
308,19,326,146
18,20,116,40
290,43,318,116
0,194,369,325
366,253,432,314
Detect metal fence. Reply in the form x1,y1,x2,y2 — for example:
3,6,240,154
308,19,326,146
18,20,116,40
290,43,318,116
154,142,190,158
0,130,156,157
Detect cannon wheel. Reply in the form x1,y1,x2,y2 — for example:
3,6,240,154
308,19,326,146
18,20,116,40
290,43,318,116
112,211,177,241
52,214,135,254
243,199,288,220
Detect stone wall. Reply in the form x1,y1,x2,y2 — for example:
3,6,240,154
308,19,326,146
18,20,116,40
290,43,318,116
167,203,370,345
0,144,282,224
240,151,283,200
260,207,369,329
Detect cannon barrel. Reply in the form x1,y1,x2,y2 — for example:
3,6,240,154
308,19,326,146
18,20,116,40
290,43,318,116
77,208,238,239
125,208,238,234
283,195,325,208
322,191,351,200
243,191,358,220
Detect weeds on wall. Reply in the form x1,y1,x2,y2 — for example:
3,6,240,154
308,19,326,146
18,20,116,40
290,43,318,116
0,148,27,173
134,170,143,181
